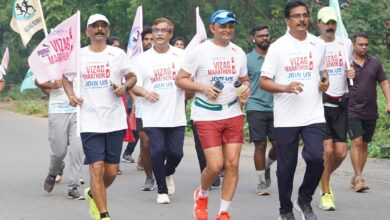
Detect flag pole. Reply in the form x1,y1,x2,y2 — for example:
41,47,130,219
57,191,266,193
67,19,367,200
76,10,81,136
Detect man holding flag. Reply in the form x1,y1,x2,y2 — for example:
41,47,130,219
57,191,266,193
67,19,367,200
316,6,355,211
62,14,136,220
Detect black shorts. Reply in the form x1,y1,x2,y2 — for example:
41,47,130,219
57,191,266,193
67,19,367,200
247,111,275,142
135,117,143,132
348,118,377,143
324,106,348,142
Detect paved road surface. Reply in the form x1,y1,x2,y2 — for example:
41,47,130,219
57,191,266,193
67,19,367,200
0,110,389,220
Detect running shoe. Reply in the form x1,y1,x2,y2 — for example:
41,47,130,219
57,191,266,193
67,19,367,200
166,175,175,195
141,176,155,191
100,218,111,220
319,193,335,211
216,211,231,220
68,187,85,200
294,200,318,220
278,211,295,220
156,193,170,204
256,181,270,195
122,154,135,163
353,175,369,192
84,188,100,220
193,188,208,220
211,176,221,189
43,174,56,192
265,167,271,187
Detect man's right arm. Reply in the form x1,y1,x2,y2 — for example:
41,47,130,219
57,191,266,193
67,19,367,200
62,75,82,107
260,75,303,94
175,69,221,101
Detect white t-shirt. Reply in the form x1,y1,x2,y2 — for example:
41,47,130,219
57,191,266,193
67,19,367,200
261,32,326,127
323,36,352,97
134,46,186,128
49,88,76,114
77,45,131,133
181,40,247,121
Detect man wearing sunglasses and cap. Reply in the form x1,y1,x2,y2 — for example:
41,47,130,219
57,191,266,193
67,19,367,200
62,13,136,220
316,6,355,211
176,9,250,220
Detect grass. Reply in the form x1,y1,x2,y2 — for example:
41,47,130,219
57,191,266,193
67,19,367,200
0,86,48,117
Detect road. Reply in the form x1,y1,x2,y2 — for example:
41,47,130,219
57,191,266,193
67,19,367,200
0,110,389,220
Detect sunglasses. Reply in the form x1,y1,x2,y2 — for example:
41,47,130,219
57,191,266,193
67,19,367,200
211,11,236,24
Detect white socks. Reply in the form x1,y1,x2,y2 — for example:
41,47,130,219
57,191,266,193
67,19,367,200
257,170,265,182
198,187,208,197
219,199,231,214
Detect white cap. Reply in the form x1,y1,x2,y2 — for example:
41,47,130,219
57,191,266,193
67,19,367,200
87,14,110,27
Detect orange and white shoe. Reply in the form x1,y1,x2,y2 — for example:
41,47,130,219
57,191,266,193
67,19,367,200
216,211,231,220
193,188,208,220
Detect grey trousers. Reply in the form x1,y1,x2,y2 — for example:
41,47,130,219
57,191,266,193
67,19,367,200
48,113,84,187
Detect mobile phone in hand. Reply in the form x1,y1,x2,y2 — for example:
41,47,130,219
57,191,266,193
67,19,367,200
111,81,118,89
213,80,224,92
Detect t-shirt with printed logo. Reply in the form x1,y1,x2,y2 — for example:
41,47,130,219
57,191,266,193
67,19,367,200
261,32,326,127
76,45,132,133
134,46,186,128
181,40,247,121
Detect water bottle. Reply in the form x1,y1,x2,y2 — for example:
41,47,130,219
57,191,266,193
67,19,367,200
234,80,248,103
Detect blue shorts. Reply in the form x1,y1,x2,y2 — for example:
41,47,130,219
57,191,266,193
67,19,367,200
81,129,125,164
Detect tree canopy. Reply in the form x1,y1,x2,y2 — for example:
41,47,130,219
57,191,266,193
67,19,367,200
1,0,389,89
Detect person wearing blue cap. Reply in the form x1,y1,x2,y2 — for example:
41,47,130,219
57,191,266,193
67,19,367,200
176,9,250,220
260,1,329,220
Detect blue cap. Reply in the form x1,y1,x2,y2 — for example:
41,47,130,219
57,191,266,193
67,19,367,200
210,10,237,24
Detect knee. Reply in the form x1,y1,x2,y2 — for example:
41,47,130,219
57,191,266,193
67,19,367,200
323,145,334,158
334,149,347,161
207,162,223,175
90,161,105,177
224,159,239,173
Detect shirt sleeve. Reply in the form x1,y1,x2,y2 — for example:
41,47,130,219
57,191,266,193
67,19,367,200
180,46,199,77
133,56,144,87
319,44,327,71
239,50,248,77
118,50,132,76
261,44,277,79
376,59,387,83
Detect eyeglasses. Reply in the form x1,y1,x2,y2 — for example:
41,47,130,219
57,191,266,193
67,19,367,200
211,11,236,24
289,13,309,19
90,22,108,29
152,28,170,34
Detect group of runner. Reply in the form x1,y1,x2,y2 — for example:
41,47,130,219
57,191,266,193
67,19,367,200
27,0,390,220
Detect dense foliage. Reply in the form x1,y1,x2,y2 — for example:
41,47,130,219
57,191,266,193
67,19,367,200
1,0,390,157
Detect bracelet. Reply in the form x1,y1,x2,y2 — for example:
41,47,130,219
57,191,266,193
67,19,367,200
143,91,148,98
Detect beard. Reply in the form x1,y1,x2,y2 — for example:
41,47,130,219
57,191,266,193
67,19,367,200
257,41,270,50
